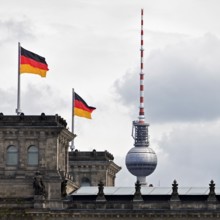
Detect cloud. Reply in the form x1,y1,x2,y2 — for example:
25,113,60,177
152,121,220,187
0,18,34,45
0,83,69,117
113,33,220,123
0,83,71,115
0,88,17,114
115,120,220,187
21,83,69,115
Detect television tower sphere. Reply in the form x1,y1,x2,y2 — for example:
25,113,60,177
125,121,157,185
125,146,157,184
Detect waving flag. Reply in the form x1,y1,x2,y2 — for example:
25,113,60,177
20,47,49,77
74,93,96,119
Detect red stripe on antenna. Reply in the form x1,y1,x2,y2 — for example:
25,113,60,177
139,9,145,122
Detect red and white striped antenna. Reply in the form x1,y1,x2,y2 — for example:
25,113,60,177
139,8,145,123
127,10,157,185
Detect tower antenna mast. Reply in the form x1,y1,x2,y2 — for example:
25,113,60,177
139,8,145,123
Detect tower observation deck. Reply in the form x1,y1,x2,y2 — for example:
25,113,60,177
125,9,157,185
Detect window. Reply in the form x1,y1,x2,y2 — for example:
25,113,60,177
28,145,38,165
81,177,91,186
7,145,18,165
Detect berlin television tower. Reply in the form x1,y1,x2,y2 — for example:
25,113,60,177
125,9,157,185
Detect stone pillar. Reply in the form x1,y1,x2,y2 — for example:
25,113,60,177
47,171,63,209
96,181,106,201
207,180,217,210
133,181,143,210
34,195,46,209
170,180,181,210
96,181,106,209
133,181,143,202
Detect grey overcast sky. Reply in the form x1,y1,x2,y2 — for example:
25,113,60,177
0,0,220,187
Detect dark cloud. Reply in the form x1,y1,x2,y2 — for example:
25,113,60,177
113,34,220,123
152,122,220,187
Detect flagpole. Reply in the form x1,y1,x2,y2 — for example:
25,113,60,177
16,42,21,115
71,88,75,151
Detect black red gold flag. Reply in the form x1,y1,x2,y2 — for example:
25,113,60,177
74,93,96,119
20,47,49,77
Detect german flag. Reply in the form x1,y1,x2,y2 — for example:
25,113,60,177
74,93,96,119
20,47,49,77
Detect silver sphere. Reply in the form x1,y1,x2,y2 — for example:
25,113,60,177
125,147,157,177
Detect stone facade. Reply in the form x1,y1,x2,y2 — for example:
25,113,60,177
0,180,220,219
0,113,76,209
0,114,219,220
69,150,121,186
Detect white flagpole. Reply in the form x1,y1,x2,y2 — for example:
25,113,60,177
16,42,22,115
71,88,75,150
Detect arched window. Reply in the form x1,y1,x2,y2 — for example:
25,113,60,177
81,177,91,186
28,145,38,165
7,145,18,165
